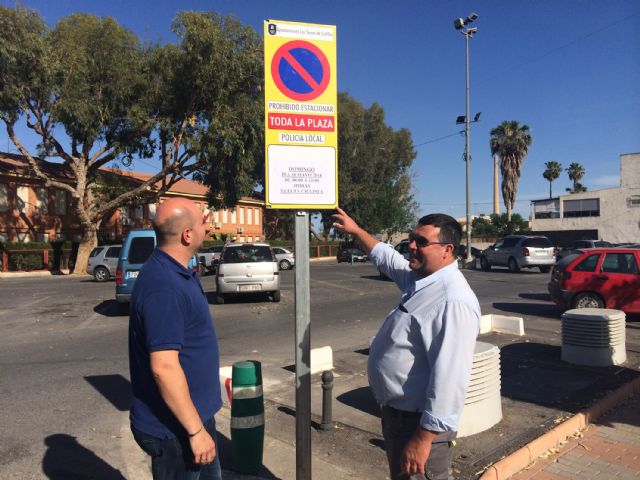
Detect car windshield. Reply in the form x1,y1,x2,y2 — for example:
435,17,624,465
345,249,363,255
223,245,272,263
523,238,553,248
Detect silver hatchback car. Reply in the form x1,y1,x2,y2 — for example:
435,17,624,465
87,244,122,282
480,235,556,273
272,246,295,270
215,243,280,304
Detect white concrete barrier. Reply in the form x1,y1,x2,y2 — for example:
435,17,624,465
310,346,333,375
480,314,525,336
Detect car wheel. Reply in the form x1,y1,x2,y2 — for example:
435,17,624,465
480,256,491,271
279,259,291,270
539,266,551,273
272,290,281,303
572,292,604,309
215,293,225,305
508,257,520,273
94,266,110,282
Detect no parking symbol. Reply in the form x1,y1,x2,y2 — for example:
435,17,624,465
271,40,330,101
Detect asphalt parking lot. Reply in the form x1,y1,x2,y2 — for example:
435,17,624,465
1,261,639,479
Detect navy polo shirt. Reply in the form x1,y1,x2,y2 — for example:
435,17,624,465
129,248,221,438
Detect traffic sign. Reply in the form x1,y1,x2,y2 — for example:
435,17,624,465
264,20,337,210
271,41,330,101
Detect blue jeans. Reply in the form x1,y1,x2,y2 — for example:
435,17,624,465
132,416,222,480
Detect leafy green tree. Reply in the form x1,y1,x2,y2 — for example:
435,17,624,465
0,8,262,273
543,161,562,198
565,162,587,193
489,213,529,235
489,120,533,223
471,216,496,236
319,93,417,238
471,213,529,237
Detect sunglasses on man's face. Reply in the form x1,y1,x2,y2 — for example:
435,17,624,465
408,233,451,248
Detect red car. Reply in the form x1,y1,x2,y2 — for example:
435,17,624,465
548,247,640,313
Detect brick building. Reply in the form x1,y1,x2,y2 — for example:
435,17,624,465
0,153,265,244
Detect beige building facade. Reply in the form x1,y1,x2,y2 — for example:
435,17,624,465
531,153,640,243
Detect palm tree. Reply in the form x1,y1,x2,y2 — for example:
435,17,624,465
543,161,562,198
566,162,586,193
489,120,533,223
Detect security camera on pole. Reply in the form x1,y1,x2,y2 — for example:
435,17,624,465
454,12,479,263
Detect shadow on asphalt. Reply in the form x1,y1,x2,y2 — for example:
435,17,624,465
93,300,129,317
500,342,640,412
204,292,276,305
492,301,561,319
85,374,131,412
276,405,323,430
336,386,380,418
360,274,389,282
42,433,126,479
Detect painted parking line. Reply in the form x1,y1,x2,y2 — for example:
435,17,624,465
310,278,364,294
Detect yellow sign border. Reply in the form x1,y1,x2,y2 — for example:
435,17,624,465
264,19,338,210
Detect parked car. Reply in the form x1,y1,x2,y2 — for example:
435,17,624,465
215,243,280,304
480,235,556,273
337,247,368,263
198,245,224,273
86,244,121,282
556,240,613,261
272,246,295,270
548,247,640,313
116,229,199,303
614,242,640,248
457,244,482,260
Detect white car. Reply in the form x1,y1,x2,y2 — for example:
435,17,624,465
215,243,280,304
273,247,295,270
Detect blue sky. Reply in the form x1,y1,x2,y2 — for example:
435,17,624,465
2,0,639,219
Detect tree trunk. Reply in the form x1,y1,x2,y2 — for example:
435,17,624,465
71,226,99,275
549,181,552,199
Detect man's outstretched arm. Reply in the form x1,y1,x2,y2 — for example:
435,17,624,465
331,207,379,255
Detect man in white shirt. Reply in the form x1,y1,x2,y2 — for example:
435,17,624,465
332,207,480,479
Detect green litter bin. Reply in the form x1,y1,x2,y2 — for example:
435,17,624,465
231,360,264,474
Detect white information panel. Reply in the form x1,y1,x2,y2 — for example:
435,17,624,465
267,145,336,206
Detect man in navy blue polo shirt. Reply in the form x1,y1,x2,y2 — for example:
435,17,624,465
129,197,222,480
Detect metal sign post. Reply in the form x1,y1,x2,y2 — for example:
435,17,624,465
294,211,311,479
263,20,337,480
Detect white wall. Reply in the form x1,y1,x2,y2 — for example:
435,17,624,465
531,153,640,243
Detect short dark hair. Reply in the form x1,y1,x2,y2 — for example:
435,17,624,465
417,213,462,248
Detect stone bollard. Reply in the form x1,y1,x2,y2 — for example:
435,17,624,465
320,370,334,431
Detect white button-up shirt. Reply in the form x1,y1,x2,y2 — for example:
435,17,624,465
368,242,481,432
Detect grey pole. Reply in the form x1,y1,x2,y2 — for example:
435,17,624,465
465,29,473,263
294,211,311,480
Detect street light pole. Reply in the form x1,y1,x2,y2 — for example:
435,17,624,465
454,13,478,263
465,28,472,263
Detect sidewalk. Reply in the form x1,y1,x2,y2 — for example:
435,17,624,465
509,392,640,480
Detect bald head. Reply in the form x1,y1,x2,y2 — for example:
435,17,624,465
153,197,198,248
